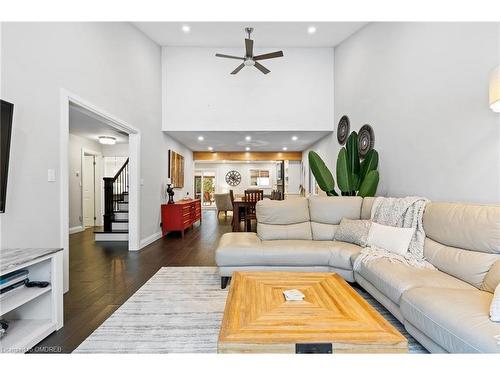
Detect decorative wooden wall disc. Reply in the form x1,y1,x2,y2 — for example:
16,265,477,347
358,124,375,158
337,115,350,145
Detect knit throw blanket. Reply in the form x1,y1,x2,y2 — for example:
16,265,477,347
353,196,435,271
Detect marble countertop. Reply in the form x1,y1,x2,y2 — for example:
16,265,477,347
0,248,63,274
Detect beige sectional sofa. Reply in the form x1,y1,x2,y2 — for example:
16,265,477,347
215,197,500,353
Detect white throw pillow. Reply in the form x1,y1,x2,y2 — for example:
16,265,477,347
367,222,415,256
491,283,500,322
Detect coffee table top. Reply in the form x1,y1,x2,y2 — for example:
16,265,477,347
218,272,408,353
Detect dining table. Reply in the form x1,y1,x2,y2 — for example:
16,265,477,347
231,198,257,232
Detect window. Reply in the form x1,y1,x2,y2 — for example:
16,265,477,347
250,169,270,187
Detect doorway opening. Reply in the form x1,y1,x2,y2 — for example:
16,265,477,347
61,90,141,293
194,170,216,208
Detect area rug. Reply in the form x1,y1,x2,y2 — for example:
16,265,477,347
74,267,427,353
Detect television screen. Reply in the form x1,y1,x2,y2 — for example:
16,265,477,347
0,100,14,213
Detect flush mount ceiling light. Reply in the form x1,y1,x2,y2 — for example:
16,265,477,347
245,136,252,141
307,26,317,34
291,136,298,141
282,146,288,151
490,66,500,113
208,146,214,151
98,136,116,145
197,136,204,141
181,24,190,33
245,146,251,151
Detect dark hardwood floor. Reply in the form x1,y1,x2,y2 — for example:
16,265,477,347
33,210,233,353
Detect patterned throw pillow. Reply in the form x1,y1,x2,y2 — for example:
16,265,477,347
334,218,371,247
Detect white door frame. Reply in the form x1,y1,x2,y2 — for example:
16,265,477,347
81,148,103,227
60,89,141,293
195,168,217,207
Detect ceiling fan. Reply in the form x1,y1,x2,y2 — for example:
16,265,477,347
215,27,284,75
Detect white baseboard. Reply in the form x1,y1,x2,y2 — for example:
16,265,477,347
139,231,163,250
69,225,84,234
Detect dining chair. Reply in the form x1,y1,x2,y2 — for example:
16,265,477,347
244,189,264,231
214,193,233,219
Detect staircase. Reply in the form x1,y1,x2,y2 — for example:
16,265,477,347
95,158,129,242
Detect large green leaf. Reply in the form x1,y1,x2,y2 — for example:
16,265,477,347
346,131,360,179
308,151,335,194
358,170,379,197
359,149,379,183
336,148,354,193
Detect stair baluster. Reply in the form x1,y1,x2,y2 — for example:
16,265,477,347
103,158,129,232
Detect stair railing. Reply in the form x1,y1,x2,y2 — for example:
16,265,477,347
103,158,129,231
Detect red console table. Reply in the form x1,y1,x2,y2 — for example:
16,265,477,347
161,199,201,238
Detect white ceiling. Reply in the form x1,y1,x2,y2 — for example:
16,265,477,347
133,22,367,47
69,104,129,144
165,131,331,152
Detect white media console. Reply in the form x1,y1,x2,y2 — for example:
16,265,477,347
0,248,63,353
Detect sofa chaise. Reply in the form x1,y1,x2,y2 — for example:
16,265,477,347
215,196,500,353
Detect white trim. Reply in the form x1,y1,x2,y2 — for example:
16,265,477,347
69,225,84,234
60,89,142,292
161,47,168,131
139,231,163,249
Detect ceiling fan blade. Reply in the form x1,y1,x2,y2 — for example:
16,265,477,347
253,51,284,61
216,53,244,60
245,38,254,57
254,62,270,74
231,63,245,75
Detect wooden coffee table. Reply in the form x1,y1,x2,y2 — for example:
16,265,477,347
218,272,408,354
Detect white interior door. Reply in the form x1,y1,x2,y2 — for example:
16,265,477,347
82,155,95,227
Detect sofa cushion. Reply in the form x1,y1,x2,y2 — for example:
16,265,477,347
260,240,338,267
401,287,500,353
423,202,500,254
308,197,362,241
355,258,476,305
483,260,500,293
215,232,263,266
215,233,361,270
257,222,312,241
256,198,310,224
328,241,362,270
311,222,338,241
424,238,500,290
361,197,376,219
216,233,331,267
308,196,362,224
257,198,312,240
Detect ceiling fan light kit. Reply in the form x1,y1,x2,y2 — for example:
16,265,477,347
216,27,284,75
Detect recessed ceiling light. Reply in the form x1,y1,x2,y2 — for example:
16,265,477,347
291,136,298,141
245,136,252,141
245,146,251,151
197,136,204,141
282,146,288,151
182,24,190,33
307,26,317,34
99,136,116,145
208,146,213,151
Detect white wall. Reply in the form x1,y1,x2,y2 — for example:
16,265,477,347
101,143,129,157
302,132,336,195
162,47,334,131
286,160,302,194
195,162,278,196
331,22,500,203
0,23,193,257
